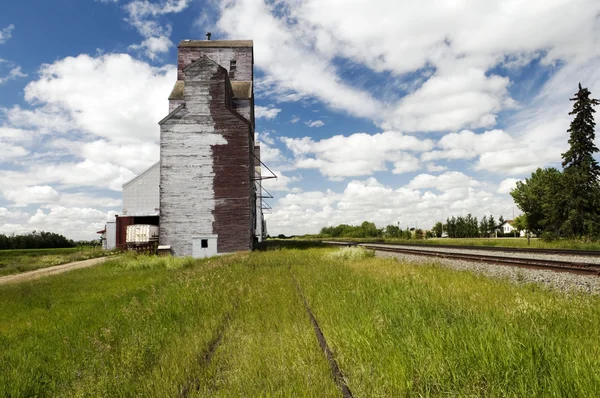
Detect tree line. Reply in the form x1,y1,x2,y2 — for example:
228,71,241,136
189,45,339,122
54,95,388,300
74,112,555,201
319,214,522,240
511,84,600,240
0,231,76,250
431,214,520,238
320,221,431,239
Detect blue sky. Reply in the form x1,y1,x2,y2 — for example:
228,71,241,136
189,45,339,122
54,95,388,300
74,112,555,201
1,0,599,239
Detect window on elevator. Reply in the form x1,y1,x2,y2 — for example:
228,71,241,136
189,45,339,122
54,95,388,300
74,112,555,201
229,60,236,78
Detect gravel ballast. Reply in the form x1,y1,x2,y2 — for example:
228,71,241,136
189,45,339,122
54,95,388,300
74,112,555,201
374,249,600,295
363,243,600,265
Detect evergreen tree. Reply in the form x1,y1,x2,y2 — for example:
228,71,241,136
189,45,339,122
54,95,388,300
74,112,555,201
480,215,488,237
499,215,505,225
561,84,600,236
488,215,496,235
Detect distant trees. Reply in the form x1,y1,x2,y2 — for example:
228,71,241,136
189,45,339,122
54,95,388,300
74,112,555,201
446,214,479,238
512,215,528,234
320,214,511,240
0,231,76,250
320,222,426,240
512,84,600,239
511,168,565,236
432,222,443,237
320,221,384,238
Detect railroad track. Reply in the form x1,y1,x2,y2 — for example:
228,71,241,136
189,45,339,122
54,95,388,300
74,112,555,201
323,240,600,257
330,243,600,277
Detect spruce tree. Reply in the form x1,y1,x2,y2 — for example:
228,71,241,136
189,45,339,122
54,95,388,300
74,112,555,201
488,215,496,235
561,83,600,236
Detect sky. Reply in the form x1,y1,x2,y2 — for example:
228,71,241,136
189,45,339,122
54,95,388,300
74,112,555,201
1,0,599,240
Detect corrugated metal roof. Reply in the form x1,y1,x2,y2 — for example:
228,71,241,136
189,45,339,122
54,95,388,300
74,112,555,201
178,40,253,48
168,81,252,100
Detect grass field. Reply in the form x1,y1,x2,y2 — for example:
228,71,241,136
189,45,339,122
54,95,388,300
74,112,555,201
318,236,600,250
0,247,112,276
1,246,599,396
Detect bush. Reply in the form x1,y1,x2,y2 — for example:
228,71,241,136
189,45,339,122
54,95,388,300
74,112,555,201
327,247,375,261
540,231,558,242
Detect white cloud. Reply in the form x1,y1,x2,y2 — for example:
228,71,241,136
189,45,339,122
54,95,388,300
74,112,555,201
489,56,600,175
406,171,480,191
2,185,60,207
0,59,27,85
124,0,190,59
58,193,122,208
0,53,172,196
388,65,515,132
305,120,325,128
0,126,35,143
21,53,174,145
282,131,434,180
50,139,160,174
256,131,275,146
422,129,520,162
2,106,75,134
261,170,301,192
0,207,28,220
218,1,382,121
290,115,300,124
23,205,112,240
475,147,563,176
497,178,522,194
0,24,14,44
0,143,28,161
32,160,136,191
255,105,282,119
266,176,510,236
391,153,421,174
129,35,172,59
216,0,600,132
426,163,447,172
0,202,121,241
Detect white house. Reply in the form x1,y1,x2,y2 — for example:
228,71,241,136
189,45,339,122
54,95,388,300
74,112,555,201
496,220,534,238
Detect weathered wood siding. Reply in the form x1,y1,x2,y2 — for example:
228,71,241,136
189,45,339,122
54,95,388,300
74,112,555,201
169,99,185,113
122,162,160,216
177,47,253,82
159,57,255,257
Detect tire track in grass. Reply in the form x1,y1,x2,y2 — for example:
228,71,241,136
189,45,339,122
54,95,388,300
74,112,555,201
292,273,353,398
179,312,232,398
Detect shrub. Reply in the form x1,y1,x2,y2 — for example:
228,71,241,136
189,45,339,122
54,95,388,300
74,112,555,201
540,231,558,242
327,247,375,261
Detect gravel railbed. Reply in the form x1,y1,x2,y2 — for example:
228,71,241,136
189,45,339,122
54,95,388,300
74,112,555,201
362,243,600,265
374,250,600,295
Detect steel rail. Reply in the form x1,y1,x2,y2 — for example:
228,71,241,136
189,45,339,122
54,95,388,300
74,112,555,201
322,240,600,257
359,245,600,277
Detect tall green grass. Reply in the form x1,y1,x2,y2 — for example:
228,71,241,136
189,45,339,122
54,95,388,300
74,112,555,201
0,252,337,397
2,247,600,396
293,249,600,396
0,247,112,276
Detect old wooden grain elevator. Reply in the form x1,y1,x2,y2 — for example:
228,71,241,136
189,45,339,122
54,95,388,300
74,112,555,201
117,35,265,257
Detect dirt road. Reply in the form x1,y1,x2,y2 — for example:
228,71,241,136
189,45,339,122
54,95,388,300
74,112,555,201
0,257,109,285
